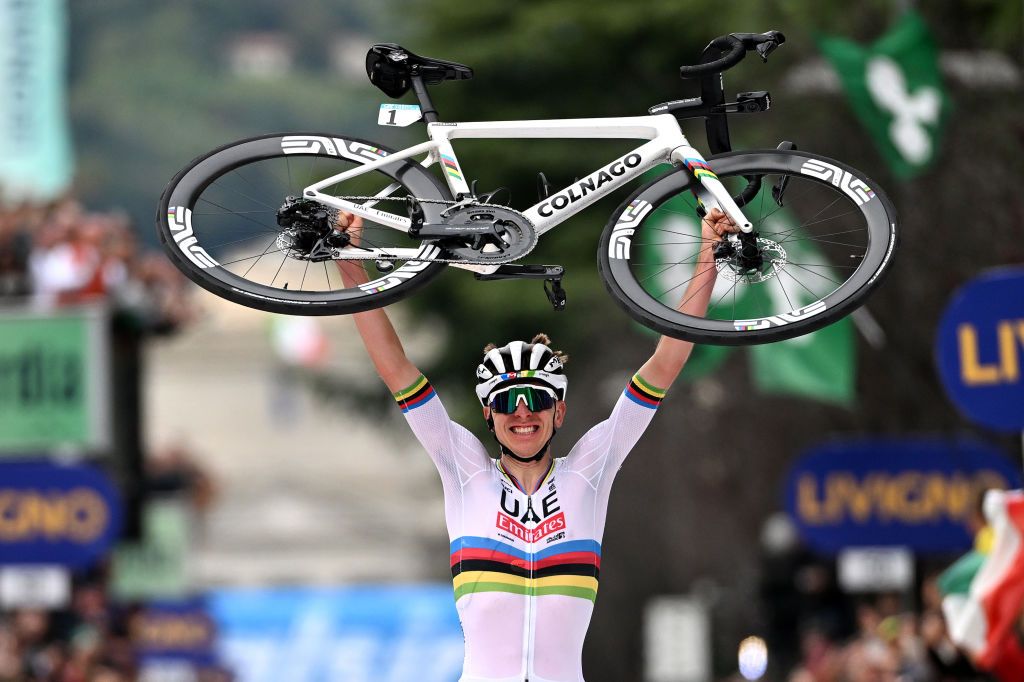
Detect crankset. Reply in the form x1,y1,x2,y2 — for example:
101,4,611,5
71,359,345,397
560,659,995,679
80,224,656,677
414,203,538,264
475,264,567,312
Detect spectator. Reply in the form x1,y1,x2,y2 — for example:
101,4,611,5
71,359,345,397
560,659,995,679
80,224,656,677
1,196,195,335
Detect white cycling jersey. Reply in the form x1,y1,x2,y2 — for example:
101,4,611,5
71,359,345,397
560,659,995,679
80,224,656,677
393,372,666,682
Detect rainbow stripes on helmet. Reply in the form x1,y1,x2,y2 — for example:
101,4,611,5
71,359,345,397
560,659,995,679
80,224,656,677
475,340,568,406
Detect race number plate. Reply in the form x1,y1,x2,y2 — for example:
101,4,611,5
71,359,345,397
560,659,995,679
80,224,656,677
378,103,422,127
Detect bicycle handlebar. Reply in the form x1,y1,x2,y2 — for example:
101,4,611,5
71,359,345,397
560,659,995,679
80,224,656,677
678,30,786,79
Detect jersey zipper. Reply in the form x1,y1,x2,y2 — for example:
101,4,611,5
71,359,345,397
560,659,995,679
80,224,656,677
524,493,536,682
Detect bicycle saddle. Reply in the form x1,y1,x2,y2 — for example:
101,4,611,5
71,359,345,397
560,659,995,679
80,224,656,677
366,44,474,99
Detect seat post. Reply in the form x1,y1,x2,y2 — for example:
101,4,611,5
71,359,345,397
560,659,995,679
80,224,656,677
409,69,439,123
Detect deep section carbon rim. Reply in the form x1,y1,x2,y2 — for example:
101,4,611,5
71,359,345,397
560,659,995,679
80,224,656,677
600,151,897,344
158,134,452,315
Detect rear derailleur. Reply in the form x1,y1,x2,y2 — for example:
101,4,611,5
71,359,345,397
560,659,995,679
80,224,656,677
275,196,348,261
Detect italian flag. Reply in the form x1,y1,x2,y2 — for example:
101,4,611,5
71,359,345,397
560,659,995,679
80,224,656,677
940,489,1024,680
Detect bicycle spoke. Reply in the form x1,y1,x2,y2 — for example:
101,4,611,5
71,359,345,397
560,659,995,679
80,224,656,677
775,271,796,311
672,264,719,305
747,179,818,228
764,194,845,243
647,225,711,240
239,238,281,277
198,197,282,234
192,209,278,216
783,261,843,286
786,261,858,269
660,263,717,299
270,253,288,287
207,231,282,251
213,172,280,211
782,208,863,233
760,226,864,241
710,278,740,313
637,247,711,284
780,267,824,301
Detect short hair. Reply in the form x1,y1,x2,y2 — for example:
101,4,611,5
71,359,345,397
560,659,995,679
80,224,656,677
483,333,569,365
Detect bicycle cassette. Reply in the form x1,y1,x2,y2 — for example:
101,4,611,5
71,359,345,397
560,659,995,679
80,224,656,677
439,204,537,264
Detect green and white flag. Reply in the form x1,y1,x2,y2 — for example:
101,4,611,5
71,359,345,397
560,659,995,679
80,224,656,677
818,11,949,179
0,0,74,202
642,190,855,406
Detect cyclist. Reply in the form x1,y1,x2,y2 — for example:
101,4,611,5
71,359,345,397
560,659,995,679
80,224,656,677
335,207,738,682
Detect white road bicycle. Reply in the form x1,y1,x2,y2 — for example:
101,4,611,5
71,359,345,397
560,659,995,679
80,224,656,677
158,31,898,345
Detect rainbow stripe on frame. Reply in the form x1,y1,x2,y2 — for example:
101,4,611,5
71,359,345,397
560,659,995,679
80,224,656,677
440,154,463,182
685,157,718,181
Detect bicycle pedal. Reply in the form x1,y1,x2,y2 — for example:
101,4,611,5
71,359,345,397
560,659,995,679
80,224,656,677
544,277,567,312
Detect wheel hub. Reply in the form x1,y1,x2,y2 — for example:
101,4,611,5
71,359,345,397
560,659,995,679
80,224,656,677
714,236,787,283
275,196,347,261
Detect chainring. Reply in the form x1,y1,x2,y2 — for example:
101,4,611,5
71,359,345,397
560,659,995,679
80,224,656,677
439,204,537,264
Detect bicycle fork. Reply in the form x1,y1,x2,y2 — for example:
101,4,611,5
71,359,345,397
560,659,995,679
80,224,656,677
669,145,753,232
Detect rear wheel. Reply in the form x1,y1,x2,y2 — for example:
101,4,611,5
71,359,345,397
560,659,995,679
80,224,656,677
598,150,898,345
157,133,453,315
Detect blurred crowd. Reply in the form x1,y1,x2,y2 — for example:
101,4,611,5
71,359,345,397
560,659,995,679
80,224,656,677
782,589,986,682
758,513,996,682
0,581,231,682
0,197,193,333
0,578,137,682
0,443,221,682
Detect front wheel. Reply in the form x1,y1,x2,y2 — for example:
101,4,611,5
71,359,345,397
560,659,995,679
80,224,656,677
598,150,898,345
157,133,454,316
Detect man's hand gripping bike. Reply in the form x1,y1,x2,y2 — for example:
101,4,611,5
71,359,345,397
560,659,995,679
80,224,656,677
157,31,897,345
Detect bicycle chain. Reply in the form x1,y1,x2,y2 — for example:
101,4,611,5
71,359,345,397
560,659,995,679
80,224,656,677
328,195,534,264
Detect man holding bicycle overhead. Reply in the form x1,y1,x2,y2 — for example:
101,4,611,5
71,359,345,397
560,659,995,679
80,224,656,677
335,207,738,682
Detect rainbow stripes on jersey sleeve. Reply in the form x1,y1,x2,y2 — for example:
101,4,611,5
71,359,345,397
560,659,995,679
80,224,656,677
450,537,601,602
393,375,437,413
624,373,665,409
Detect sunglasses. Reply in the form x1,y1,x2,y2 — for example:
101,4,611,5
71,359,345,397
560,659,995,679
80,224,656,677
487,385,558,414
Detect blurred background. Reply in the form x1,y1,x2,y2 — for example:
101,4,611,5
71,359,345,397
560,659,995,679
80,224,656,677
1,1,1023,681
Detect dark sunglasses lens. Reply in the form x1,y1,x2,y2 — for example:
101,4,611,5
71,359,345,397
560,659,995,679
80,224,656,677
490,387,555,413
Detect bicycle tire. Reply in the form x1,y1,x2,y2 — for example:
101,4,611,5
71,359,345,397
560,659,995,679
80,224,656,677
157,132,453,316
598,149,898,345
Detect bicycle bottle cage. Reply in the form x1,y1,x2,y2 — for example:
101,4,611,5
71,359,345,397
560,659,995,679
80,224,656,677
366,44,474,99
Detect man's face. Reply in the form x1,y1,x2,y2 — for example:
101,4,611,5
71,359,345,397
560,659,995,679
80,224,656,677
483,387,566,459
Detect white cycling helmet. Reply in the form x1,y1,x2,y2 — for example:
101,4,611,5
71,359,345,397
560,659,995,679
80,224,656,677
474,339,568,407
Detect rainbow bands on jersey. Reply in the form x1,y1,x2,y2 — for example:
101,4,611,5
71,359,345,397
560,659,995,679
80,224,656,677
488,384,557,414
450,536,601,602
625,373,665,409
393,375,436,413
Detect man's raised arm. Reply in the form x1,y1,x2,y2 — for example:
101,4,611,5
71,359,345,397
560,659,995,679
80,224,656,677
636,208,738,391
334,214,422,393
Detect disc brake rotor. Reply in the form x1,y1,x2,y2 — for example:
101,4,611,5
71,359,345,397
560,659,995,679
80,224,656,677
715,237,788,283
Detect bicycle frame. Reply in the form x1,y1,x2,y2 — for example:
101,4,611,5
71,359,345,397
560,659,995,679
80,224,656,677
300,113,753,273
